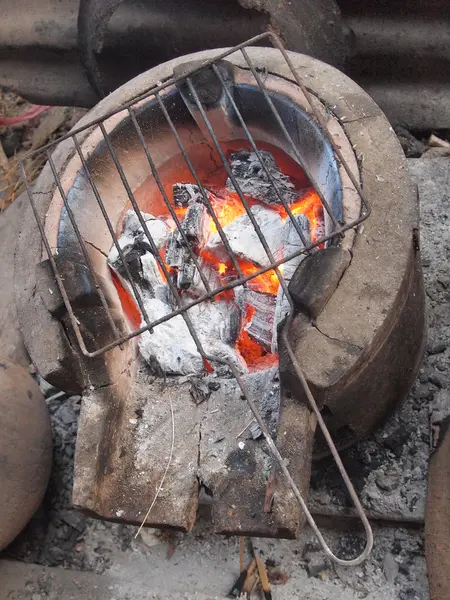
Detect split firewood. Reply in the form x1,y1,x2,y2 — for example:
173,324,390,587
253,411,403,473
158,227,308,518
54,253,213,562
428,134,450,148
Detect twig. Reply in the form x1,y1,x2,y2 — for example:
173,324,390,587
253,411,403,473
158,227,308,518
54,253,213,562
135,396,175,538
236,418,255,439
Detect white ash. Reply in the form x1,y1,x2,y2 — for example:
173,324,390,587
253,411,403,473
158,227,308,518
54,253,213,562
226,149,299,206
272,214,311,350
206,204,284,268
108,209,170,264
138,297,246,376
172,183,204,206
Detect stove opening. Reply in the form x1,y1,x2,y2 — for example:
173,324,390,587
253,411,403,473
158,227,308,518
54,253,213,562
109,141,324,373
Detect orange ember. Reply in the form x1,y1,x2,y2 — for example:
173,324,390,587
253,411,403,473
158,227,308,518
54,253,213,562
208,191,249,234
110,268,141,329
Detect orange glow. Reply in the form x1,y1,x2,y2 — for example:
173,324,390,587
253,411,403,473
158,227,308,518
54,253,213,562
236,305,279,368
109,267,141,329
236,306,264,364
174,206,188,221
218,262,227,275
239,260,280,296
207,191,249,234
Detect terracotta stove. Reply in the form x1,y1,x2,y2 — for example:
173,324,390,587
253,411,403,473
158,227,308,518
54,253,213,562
15,34,425,564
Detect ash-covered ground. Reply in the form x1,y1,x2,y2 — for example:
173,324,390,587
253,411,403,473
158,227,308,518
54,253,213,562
3,158,449,599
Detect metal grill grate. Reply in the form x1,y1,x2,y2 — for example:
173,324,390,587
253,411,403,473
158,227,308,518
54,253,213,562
20,32,373,565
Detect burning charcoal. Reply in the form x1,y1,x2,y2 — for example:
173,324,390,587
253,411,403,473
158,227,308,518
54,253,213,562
220,303,241,346
206,204,284,268
243,290,277,351
108,210,170,265
177,256,197,290
172,183,203,207
165,203,209,290
182,202,207,242
226,149,298,206
272,214,311,351
138,297,247,376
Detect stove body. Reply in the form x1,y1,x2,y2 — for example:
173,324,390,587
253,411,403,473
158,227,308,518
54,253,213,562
15,41,425,538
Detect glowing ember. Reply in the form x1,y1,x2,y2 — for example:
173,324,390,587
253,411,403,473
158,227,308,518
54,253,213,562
110,144,324,372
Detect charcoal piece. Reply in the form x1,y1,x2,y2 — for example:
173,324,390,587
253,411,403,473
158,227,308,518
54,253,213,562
220,302,241,346
173,183,203,207
108,210,170,265
138,297,247,376
182,202,206,243
177,256,196,290
190,377,211,405
206,204,284,268
166,203,208,290
243,290,277,351
165,232,186,269
226,149,298,206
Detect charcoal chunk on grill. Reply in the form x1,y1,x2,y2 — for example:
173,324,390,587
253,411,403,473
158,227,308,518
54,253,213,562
172,183,203,207
206,204,284,268
226,149,298,206
165,202,208,290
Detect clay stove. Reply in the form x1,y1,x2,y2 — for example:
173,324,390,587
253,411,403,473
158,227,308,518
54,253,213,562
15,34,425,563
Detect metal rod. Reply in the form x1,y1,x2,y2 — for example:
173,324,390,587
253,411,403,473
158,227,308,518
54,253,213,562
185,77,293,310
226,350,373,566
280,314,374,564
211,64,310,249
46,151,123,348
240,48,342,232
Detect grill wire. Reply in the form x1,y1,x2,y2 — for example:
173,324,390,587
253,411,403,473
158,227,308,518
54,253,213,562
20,32,373,565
